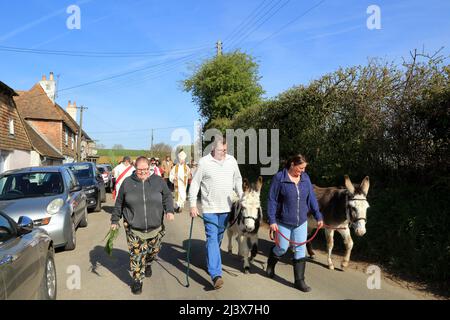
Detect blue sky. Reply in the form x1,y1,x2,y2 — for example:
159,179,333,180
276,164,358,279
1,0,449,149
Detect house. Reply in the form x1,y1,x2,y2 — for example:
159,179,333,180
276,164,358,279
14,72,97,164
0,81,32,173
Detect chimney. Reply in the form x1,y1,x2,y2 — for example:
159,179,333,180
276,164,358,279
39,71,56,103
67,100,77,122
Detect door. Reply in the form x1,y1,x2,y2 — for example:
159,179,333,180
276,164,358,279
65,168,86,224
0,213,39,299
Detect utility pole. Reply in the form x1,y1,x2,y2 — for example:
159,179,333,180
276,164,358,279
151,128,154,150
76,105,88,161
216,40,222,56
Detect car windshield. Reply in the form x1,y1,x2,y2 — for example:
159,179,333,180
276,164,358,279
97,167,106,174
0,172,64,200
67,164,93,179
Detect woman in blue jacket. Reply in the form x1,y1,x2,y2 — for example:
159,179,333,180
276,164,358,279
266,154,323,292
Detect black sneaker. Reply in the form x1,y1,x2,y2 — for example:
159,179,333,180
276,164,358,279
131,280,142,295
145,265,152,278
213,276,224,289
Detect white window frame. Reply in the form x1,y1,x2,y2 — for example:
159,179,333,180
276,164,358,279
65,127,68,146
9,117,14,135
71,133,75,150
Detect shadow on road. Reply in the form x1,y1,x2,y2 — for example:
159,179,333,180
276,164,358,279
102,206,115,215
89,245,133,286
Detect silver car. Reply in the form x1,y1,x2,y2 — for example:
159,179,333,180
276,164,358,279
0,166,88,251
0,212,56,300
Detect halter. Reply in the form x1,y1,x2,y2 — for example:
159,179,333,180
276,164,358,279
236,198,261,225
345,192,368,227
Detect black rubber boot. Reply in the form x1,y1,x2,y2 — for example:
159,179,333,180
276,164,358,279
145,264,152,278
131,280,142,295
266,248,280,278
293,258,311,292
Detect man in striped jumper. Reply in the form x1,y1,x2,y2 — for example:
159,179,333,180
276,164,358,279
188,134,243,289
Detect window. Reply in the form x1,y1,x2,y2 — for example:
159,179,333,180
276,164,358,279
9,117,14,135
65,128,68,146
0,172,63,200
71,134,75,150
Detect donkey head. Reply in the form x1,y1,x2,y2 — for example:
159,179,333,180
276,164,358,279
240,176,263,232
344,175,370,237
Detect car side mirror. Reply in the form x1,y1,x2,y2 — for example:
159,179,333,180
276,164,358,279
70,185,82,193
17,216,34,234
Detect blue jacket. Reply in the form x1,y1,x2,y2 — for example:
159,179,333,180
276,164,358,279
267,169,323,226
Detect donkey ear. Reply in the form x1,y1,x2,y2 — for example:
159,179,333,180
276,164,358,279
256,176,263,193
360,176,370,196
344,175,355,194
243,178,250,193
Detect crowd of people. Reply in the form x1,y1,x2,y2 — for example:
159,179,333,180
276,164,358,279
107,137,323,295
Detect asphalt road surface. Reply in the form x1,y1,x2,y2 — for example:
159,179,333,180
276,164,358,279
54,193,431,300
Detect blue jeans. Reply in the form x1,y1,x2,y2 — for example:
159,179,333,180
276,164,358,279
203,212,229,280
273,220,308,260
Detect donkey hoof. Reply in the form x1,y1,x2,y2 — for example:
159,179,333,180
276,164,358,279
328,264,335,270
309,254,315,260
228,249,232,254
244,267,250,274
341,261,349,269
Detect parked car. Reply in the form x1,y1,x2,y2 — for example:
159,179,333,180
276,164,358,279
0,212,56,300
0,166,88,251
63,162,106,212
96,164,113,193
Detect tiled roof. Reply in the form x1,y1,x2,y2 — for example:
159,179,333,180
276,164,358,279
0,81,17,97
23,121,64,160
14,84,62,121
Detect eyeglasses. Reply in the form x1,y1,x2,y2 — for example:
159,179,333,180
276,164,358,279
136,168,149,173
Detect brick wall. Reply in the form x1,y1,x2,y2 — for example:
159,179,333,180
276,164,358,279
0,93,31,151
29,119,62,152
61,124,77,159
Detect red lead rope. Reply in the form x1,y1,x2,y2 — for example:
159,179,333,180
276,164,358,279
269,224,348,248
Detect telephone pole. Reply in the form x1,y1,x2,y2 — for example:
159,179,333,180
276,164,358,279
151,128,154,150
216,40,223,56
76,105,88,161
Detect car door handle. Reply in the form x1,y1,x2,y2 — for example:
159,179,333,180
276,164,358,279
0,255,17,266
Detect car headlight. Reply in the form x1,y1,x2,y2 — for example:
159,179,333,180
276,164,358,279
47,198,64,215
85,188,96,194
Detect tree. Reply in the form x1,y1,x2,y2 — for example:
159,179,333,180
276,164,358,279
183,51,264,128
150,143,172,154
112,144,124,150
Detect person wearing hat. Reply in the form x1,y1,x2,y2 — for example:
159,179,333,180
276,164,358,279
112,156,135,200
169,150,190,213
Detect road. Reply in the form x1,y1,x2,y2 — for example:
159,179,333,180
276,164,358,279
54,193,430,300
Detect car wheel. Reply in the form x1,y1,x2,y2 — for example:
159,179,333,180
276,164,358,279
94,192,102,212
64,218,76,251
39,251,57,300
79,207,88,228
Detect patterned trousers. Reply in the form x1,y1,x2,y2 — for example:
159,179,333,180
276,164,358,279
124,222,165,282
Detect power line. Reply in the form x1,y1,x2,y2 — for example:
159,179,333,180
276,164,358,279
223,0,272,44
0,44,209,58
249,0,326,51
228,0,291,51
20,50,209,101
89,124,195,134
